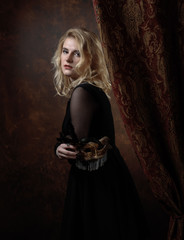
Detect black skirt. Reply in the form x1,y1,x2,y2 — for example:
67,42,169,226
61,147,149,240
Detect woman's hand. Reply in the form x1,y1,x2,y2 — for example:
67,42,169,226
56,143,78,160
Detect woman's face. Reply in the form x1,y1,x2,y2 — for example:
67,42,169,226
61,37,81,80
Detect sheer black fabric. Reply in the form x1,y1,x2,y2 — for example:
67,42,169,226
70,86,98,140
57,83,115,146
56,83,149,240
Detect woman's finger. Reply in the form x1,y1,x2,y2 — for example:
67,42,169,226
56,143,78,159
58,147,77,156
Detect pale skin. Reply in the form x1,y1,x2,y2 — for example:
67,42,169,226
56,37,80,160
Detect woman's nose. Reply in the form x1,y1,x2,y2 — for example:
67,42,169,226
66,53,73,63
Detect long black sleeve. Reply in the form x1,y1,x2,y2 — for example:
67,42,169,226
70,86,98,140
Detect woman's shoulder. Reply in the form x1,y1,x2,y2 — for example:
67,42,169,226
74,82,105,98
70,83,98,105
71,82,110,107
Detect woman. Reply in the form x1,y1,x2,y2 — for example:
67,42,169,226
52,28,148,240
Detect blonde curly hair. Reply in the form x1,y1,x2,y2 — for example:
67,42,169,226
51,28,111,98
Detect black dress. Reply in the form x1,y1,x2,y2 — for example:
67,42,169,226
56,83,148,240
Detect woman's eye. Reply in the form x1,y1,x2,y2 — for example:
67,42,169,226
74,51,80,57
62,49,68,54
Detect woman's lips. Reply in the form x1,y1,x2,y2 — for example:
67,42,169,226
64,65,72,69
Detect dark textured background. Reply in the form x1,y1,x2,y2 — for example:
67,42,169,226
0,0,169,239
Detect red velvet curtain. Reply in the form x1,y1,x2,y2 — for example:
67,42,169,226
92,0,184,239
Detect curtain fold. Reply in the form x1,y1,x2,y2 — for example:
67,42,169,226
92,0,184,239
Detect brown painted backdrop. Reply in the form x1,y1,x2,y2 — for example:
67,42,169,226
0,0,169,239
